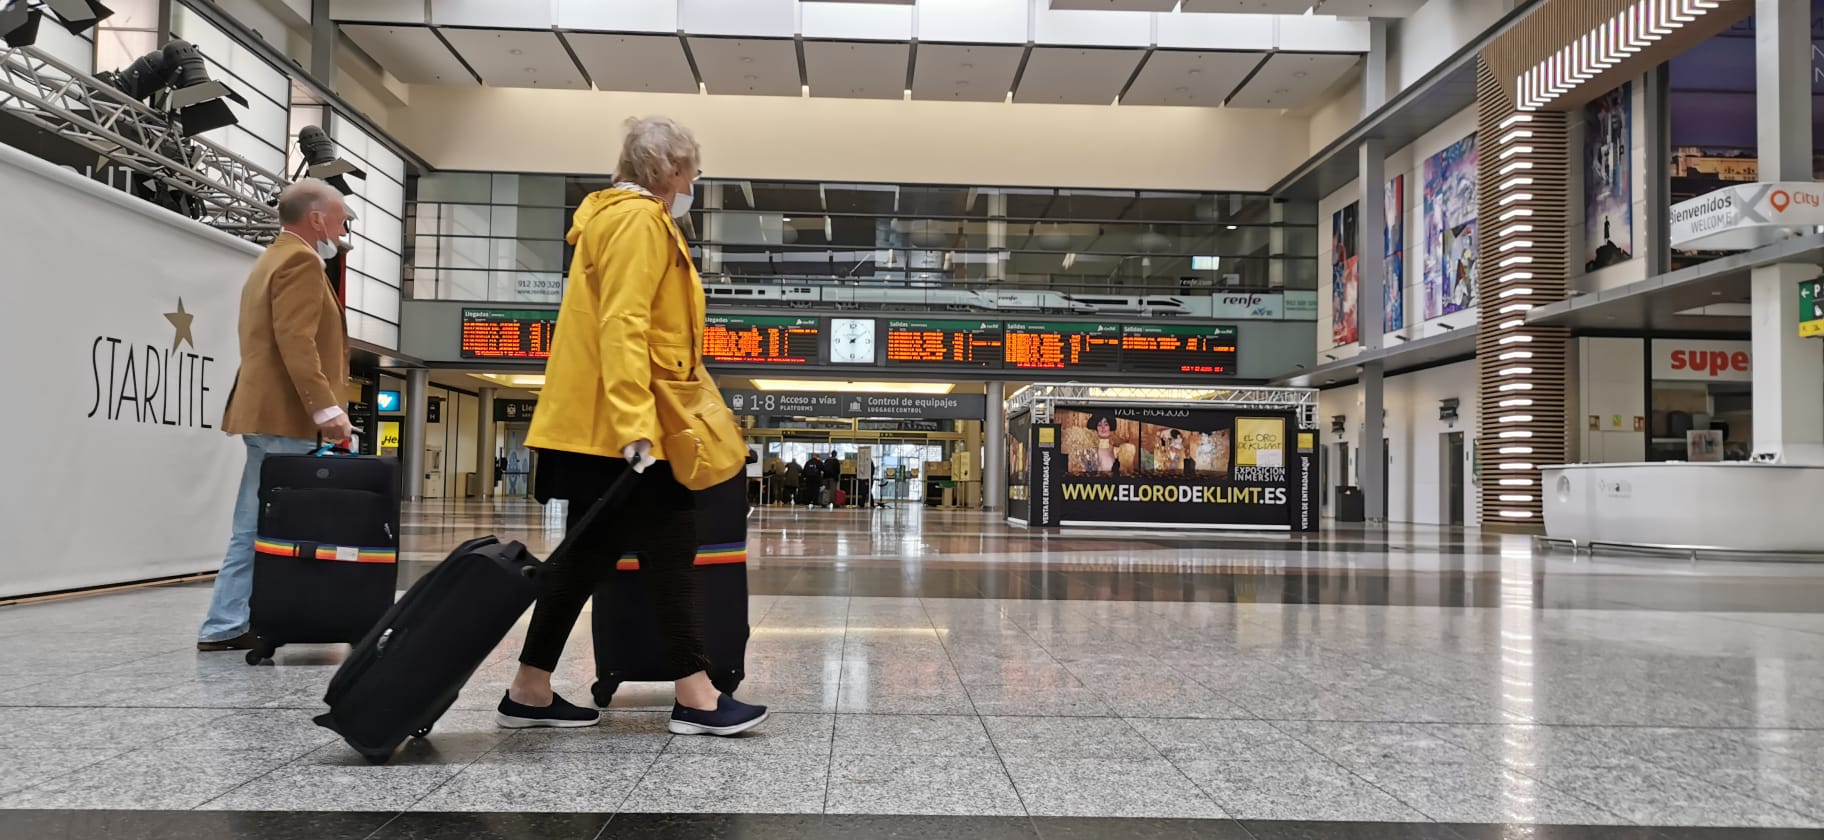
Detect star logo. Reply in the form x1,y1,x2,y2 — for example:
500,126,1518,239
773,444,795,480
164,298,196,351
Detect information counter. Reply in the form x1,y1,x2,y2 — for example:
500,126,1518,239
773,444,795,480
1542,462,1824,553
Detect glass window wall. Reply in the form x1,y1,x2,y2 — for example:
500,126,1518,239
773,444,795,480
406,173,1317,317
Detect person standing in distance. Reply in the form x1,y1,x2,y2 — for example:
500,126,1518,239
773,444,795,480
198,178,354,652
495,116,767,736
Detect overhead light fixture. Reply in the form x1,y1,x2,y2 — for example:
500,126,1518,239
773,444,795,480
1514,0,1723,111
97,39,249,136
469,373,546,389
2,0,111,46
295,124,367,196
750,379,955,395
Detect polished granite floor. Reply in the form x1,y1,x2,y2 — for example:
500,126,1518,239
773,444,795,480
1,501,1822,839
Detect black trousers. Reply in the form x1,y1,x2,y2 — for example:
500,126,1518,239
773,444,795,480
518,452,710,678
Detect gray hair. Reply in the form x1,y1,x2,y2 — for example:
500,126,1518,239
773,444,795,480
617,116,700,191
277,178,344,225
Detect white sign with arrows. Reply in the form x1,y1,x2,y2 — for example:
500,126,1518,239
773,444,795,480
1669,182,1824,251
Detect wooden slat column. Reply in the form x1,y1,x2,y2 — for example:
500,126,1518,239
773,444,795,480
1475,59,1570,529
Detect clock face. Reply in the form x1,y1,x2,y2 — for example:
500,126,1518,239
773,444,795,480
830,318,876,365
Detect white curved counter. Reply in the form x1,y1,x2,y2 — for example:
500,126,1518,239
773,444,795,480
1541,462,1824,553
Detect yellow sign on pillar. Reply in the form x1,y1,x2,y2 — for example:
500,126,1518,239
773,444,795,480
379,421,401,451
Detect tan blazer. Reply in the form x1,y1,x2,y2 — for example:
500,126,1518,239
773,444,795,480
220,233,349,441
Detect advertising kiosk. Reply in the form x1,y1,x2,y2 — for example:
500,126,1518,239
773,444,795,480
1004,385,1319,532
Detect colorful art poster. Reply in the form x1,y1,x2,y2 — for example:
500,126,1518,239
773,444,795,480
1384,174,1406,332
1331,201,1359,345
1422,134,1479,318
1585,83,1634,271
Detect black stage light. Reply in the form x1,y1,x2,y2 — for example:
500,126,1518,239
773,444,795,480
1,2,43,47
296,124,366,195
39,0,111,33
98,39,247,136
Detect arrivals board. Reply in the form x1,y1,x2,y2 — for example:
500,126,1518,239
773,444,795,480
703,314,821,365
883,319,1003,368
1003,322,1123,372
460,308,557,360
1119,324,1239,375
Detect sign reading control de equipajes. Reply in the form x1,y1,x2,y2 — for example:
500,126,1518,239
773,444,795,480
723,391,987,420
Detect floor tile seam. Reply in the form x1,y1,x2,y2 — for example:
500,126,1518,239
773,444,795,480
918,597,1033,820
1596,745,1824,825
822,596,854,814
0,745,131,804
1418,759,1642,826
185,736,326,812
390,730,514,816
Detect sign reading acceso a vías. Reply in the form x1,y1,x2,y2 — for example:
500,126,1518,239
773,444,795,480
1669,182,1824,251
723,391,987,420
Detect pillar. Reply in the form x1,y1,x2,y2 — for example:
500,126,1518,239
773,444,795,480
402,369,429,502
963,418,983,509
1359,138,1387,351
1362,19,1389,116
1361,361,1386,522
982,381,1006,513
1474,60,1571,527
477,387,497,499
1750,0,1824,464
309,0,336,88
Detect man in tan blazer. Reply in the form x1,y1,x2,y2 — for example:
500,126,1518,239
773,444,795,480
198,178,355,651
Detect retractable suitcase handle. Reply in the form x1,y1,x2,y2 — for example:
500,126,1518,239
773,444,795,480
542,469,640,568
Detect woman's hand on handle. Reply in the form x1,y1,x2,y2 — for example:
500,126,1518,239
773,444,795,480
623,440,655,473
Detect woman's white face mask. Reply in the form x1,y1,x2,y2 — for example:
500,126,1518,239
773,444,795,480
669,184,694,219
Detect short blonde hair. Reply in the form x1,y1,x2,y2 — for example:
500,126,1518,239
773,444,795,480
617,116,700,191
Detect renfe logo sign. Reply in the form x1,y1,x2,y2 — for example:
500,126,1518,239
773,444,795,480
1652,339,1752,382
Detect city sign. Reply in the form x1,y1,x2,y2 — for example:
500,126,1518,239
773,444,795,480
1669,182,1824,251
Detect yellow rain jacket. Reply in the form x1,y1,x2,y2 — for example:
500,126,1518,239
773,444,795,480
525,188,706,462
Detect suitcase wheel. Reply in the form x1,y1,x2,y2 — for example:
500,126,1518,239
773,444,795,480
412,725,433,738
591,680,620,708
244,641,276,666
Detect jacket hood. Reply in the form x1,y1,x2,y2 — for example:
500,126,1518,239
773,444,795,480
567,188,659,245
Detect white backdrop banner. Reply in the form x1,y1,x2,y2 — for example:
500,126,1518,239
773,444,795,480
0,143,259,598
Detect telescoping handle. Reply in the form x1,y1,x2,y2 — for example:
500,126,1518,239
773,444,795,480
542,469,640,567
314,431,355,457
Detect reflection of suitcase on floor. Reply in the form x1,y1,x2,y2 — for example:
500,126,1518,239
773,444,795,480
314,472,637,764
591,475,750,706
246,447,400,665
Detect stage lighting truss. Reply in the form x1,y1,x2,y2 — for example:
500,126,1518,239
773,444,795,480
0,41,282,240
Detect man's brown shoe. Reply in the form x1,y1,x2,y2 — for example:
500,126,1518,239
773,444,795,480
197,631,258,652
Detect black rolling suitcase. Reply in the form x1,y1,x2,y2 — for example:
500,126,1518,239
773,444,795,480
313,471,635,764
245,445,400,666
591,474,750,706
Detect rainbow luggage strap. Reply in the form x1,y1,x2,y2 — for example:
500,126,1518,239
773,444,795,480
254,537,398,565
614,542,746,571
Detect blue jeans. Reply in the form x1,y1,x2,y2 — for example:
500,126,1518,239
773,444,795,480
198,434,320,642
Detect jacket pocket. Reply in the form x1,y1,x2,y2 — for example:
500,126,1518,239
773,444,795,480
648,342,693,381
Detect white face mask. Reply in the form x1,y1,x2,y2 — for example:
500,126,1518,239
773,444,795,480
669,187,694,219
313,238,339,260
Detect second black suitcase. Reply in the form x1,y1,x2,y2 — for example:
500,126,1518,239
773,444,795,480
313,472,635,764
591,474,750,706
246,447,400,665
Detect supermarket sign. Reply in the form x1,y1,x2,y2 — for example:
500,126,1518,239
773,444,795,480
1803,278,1823,339
1669,182,1824,251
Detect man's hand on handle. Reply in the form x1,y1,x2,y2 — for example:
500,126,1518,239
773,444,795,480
317,412,355,444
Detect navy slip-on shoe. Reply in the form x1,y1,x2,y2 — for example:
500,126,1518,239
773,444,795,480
669,694,769,737
495,691,600,729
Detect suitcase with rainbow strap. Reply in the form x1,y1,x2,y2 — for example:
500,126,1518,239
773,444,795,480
590,473,751,705
245,446,400,665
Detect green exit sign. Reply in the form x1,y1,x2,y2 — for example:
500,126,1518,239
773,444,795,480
1804,279,1824,339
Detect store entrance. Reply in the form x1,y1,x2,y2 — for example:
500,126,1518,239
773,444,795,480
1442,432,1465,527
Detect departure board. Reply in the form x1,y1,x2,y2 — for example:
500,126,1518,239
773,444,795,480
884,319,1003,367
703,315,821,365
1120,324,1240,375
1003,322,1123,371
460,308,557,360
